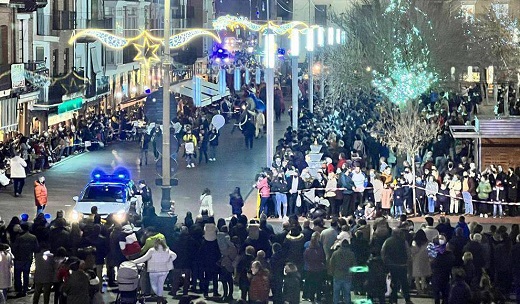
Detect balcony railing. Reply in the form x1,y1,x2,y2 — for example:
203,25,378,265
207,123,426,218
36,14,53,36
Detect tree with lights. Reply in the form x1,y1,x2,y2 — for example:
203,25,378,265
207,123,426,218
327,0,470,94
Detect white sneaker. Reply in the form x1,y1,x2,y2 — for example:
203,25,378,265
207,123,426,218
191,163,195,167
480,213,483,218
187,164,190,168
484,214,489,218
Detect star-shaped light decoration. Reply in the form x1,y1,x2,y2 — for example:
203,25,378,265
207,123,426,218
56,71,89,96
134,32,161,67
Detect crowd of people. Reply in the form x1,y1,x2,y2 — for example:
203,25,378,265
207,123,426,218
1,200,520,304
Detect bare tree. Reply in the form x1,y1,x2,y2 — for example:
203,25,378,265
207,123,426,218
372,101,440,214
472,5,520,82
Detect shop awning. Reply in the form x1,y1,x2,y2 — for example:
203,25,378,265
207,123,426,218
170,78,229,107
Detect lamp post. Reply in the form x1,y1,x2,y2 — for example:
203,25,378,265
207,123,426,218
290,30,299,131
160,0,171,212
264,29,275,167
306,27,314,113
317,27,325,100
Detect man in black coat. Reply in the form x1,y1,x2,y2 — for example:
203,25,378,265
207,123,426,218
12,223,39,297
381,228,412,304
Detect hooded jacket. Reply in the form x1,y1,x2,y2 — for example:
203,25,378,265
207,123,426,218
34,181,48,207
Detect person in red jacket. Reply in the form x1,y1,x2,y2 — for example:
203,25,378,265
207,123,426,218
249,260,270,304
34,176,48,215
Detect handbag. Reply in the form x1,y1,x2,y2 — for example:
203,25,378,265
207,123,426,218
0,171,9,186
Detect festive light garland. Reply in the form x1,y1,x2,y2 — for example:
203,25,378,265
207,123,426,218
69,29,221,67
212,15,311,36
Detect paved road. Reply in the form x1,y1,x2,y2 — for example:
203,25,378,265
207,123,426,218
0,115,289,223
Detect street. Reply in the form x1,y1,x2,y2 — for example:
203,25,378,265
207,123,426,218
0,116,287,223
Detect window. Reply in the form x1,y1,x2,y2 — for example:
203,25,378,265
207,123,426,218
0,25,7,65
64,48,69,73
52,49,58,76
81,185,126,202
35,47,45,62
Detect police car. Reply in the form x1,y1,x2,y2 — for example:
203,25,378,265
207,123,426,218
71,168,136,221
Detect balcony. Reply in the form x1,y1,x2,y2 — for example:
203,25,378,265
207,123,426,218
11,0,47,13
36,14,53,36
52,10,75,31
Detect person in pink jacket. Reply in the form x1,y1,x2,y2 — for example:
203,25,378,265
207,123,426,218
255,174,271,217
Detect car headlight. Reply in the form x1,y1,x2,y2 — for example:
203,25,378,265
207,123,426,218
114,211,127,223
70,211,82,223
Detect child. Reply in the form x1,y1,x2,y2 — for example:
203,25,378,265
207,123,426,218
354,204,365,219
184,139,195,168
364,203,376,220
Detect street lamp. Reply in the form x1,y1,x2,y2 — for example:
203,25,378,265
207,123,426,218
264,28,275,167
306,27,314,113
290,30,299,131
327,27,334,46
317,27,325,100
160,0,172,212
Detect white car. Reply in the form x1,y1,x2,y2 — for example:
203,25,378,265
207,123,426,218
72,172,137,220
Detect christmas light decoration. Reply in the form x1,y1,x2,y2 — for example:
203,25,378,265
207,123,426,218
372,0,437,105
134,34,161,67
212,15,309,36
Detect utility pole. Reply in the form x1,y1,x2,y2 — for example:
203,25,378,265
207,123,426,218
160,0,171,212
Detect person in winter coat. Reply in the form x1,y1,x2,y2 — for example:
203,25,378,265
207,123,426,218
171,226,195,296
283,228,305,271
329,239,356,304
476,175,492,216
430,235,456,304
437,182,451,215
106,225,126,287
249,260,270,303
411,229,432,294
132,239,177,304
242,118,256,149
449,174,462,215
33,244,55,304
303,232,326,302
0,243,14,301
366,253,386,304
62,258,90,304
12,223,39,297
425,175,439,215
448,267,472,304
270,174,289,219
229,187,244,216
381,181,393,216
48,218,70,255
381,228,412,304
34,176,48,215
199,188,213,216
236,245,256,301
492,180,506,218
118,224,141,259
9,151,27,197
506,167,519,215
282,262,301,304
216,226,237,302
199,218,221,298
255,174,271,217
393,182,405,218
208,126,219,162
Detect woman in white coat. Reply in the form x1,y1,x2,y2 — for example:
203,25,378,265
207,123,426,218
9,151,27,197
0,243,14,302
132,239,176,304
199,188,213,216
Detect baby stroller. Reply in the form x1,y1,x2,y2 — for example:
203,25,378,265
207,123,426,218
116,261,145,304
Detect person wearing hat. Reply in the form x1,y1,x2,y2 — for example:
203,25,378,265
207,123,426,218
199,217,221,298
34,176,48,215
